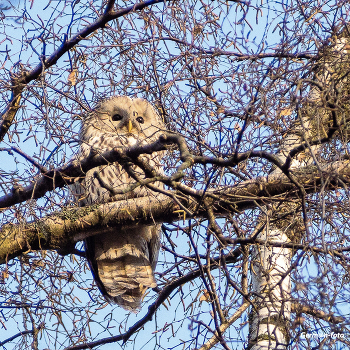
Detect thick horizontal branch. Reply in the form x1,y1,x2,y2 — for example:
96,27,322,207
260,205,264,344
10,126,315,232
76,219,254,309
0,134,170,209
0,195,171,263
2,129,349,210
1,157,350,264
0,131,283,208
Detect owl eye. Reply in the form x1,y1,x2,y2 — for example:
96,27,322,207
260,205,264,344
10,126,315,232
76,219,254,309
136,116,144,124
112,114,123,121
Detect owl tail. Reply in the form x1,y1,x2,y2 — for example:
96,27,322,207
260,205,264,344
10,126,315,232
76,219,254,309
85,226,160,311
96,254,156,310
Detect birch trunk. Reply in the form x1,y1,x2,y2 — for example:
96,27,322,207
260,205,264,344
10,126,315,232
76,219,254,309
249,227,292,349
248,32,349,349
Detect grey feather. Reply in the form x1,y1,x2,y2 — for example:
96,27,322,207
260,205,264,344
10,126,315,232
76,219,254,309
72,96,165,310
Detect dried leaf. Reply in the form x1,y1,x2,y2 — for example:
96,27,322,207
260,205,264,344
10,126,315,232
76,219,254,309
279,108,292,116
199,290,210,302
68,70,77,86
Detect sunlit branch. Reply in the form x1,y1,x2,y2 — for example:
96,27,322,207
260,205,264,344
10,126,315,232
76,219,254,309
291,302,344,324
195,302,250,350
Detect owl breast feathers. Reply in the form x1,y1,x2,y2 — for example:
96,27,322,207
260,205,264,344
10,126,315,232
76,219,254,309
72,96,166,310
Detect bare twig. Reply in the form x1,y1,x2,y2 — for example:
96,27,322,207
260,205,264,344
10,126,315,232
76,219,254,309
0,0,170,142
63,248,243,350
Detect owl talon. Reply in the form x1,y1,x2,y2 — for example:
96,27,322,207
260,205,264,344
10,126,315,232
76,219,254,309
173,209,186,223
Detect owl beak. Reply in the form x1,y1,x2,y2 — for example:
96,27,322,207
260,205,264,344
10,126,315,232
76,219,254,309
127,120,133,133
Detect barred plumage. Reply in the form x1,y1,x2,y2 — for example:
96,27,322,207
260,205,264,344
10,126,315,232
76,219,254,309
72,96,165,310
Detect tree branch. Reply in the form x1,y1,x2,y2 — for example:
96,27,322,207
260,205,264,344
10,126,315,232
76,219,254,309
1,158,350,264
63,248,243,350
195,302,250,350
0,134,170,208
1,130,349,210
0,73,24,142
0,0,169,142
0,330,34,347
291,302,344,324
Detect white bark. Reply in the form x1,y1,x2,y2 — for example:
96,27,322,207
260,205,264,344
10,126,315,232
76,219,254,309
248,34,349,349
249,229,292,349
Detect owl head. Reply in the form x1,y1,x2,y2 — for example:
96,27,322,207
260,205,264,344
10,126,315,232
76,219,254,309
82,96,164,143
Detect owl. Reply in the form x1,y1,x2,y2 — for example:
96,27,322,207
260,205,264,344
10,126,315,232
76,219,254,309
72,96,166,310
